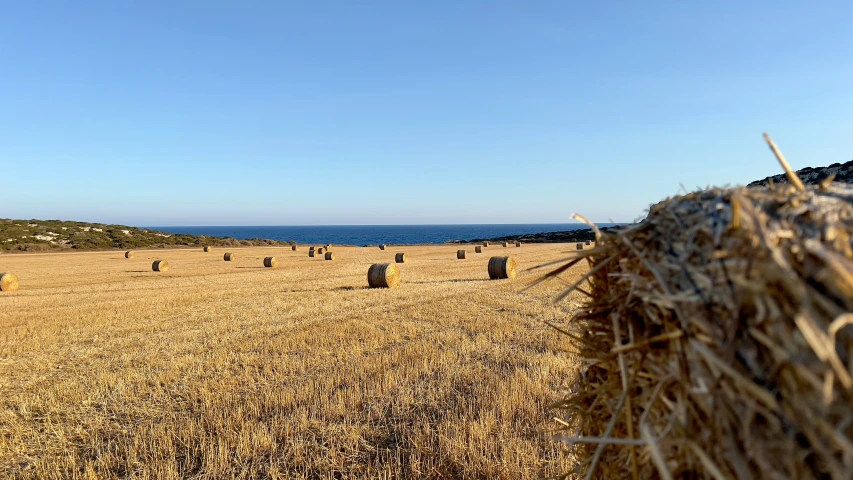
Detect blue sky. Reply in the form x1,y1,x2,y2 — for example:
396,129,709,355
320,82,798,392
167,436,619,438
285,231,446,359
2,1,852,226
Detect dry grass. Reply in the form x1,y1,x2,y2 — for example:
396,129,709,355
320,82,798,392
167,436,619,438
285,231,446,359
0,243,588,479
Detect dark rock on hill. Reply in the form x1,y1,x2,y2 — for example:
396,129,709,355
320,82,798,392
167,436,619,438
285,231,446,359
748,160,853,187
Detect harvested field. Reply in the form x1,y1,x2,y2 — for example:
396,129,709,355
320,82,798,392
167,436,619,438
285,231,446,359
0,243,588,479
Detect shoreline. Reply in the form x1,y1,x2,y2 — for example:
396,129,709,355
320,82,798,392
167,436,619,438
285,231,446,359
449,226,618,244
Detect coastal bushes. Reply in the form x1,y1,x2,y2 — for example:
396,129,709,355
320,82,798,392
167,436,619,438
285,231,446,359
0,218,287,252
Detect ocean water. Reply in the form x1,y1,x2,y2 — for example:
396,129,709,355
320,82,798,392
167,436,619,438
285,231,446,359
150,224,618,245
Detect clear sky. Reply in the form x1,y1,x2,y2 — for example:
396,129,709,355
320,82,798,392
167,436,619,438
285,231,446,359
2,1,852,226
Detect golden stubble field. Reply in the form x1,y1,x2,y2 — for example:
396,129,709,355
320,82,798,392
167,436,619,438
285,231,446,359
0,243,588,479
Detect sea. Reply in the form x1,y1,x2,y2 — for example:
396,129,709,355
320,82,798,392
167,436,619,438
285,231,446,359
150,224,618,246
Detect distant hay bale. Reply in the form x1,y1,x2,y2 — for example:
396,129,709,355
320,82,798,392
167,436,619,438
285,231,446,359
482,242,489,247
309,250,316,257
475,246,483,253
0,273,20,292
487,256,517,280
585,240,591,245
263,257,278,268
515,241,521,247
204,246,212,252
457,249,466,259
291,245,298,251
317,247,325,255
547,179,853,478
152,260,169,272
309,246,315,250
324,252,335,261
379,244,386,250
502,242,508,247
125,251,134,259
395,253,407,263
223,253,235,261
576,242,584,250
367,263,401,288
325,244,331,249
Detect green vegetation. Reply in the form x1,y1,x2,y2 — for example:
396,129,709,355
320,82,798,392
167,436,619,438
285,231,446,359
0,219,284,252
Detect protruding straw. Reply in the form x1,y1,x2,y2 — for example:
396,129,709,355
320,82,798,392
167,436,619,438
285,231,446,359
763,133,805,191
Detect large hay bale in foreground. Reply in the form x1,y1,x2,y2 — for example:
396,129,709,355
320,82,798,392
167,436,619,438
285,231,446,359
395,253,407,263
204,246,212,252
324,252,335,261
223,253,235,261
367,263,401,288
550,182,853,479
125,251,134,259
0,273,20,292
475,246,482,253
152,260,169,272
487,256,517,279
457,249,466,259
263,257,278,268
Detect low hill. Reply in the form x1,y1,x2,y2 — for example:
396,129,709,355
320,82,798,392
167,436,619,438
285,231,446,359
748,159,853,187
0,219,285,252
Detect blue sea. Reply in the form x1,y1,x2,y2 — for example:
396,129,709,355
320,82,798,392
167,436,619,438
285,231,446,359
150,224,617,246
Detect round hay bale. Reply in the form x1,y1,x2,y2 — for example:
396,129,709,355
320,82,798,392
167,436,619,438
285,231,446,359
263,256,278,268
325,252,335,261
0,273,20,292
125,251,135,259
577,242,584,250
317,247,325,255
545,178,853,478
325,244,332,249
224,253,235,261
291,245,298,251
475,246,483,253
379,244,386,250
502,242,508,247
367,263,401,288
395,253,407,263
515,241,521,247
488,256,517,280
204,246,212,252
585,240,591,245
152,260,169,272
309,250,316,257
483,242,489,247
457,249,466,259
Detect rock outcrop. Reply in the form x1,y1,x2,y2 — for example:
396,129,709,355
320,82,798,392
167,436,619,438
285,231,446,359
748,159,853,187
